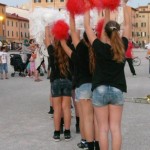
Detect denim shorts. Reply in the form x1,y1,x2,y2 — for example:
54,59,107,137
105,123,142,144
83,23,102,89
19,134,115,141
75,83,92,101
51,78,72,97
92,85,124,107
0,64,2,74
0,63,8,74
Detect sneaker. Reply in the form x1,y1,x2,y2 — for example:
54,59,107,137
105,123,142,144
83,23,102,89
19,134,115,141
64,130,71,141
60,125,63,134
76,124,80,134
48,107,54,115
77,140,88,150
133,75,136,78
53,131,60,142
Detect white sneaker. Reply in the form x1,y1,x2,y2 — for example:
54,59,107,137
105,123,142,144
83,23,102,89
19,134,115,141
133,75,136,78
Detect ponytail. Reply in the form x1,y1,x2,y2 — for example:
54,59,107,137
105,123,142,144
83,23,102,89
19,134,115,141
110,30,125,63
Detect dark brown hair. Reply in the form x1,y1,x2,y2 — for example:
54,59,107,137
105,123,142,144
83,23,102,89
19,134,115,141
83,32,95,73
105,20,125,63
54,40,70,76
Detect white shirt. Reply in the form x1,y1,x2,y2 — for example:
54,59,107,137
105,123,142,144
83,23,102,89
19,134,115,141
1,52,8,64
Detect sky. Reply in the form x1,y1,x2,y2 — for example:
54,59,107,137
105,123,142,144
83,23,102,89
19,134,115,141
0,0,150,8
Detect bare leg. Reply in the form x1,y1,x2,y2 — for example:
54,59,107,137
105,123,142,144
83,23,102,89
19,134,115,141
53,97,62,131
94,106,109,150
62,96,71,130
80,99,94,142
109,105,123,150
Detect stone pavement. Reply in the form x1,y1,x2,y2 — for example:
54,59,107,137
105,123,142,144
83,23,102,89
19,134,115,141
0,49,150,150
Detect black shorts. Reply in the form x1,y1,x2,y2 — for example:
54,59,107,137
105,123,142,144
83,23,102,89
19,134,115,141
51,79,72,97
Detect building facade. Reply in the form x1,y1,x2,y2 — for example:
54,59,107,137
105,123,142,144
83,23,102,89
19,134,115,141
32,0,66,10
0,3,6,42
132,3,150,46
6,13,29,49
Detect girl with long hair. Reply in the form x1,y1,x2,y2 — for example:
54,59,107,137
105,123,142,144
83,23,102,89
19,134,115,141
45,26,72,142
60,14,99,150
84,1,130,150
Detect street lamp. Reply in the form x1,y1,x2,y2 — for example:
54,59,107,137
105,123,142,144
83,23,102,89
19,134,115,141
0,15,5,42
0,16,4,21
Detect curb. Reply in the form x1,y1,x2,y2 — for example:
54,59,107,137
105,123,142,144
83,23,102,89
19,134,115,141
125,97,150,104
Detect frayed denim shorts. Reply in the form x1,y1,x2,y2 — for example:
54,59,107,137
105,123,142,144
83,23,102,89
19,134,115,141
92,85,124,107
75,83,92,101
51,79,72,97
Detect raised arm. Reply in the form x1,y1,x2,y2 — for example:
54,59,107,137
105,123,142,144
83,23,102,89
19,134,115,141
84,10,97,45
70,14,80,47
122,0,130,39
60,39,72,58
101,9,110,43
44,25,53,48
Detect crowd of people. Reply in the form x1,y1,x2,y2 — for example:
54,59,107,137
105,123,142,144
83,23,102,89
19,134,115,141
44,1,130,150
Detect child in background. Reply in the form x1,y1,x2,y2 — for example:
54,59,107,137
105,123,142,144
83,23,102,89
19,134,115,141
29,52,36,77
0,48,3,79
0,46,9,79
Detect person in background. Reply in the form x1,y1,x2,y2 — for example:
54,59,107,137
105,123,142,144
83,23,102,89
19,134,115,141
29,51,36,78
0,48,3,79
125,40,136,76
0,46,9,79
84,0,130,149
145,45,150,77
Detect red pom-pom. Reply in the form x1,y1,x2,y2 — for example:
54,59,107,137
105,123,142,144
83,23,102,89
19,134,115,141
89,0,102,9
66,0,86,15
95,18,104,39
51,20,69,40
101,0,120,10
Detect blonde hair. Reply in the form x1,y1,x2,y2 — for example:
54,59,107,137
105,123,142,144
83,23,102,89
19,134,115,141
105,21,125,62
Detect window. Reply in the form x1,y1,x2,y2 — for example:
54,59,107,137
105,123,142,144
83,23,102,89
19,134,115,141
20,23,22,28
141,22,146,27
141,23,143,27
46,0,53,2
135,23,138,27
34,0,41,2
21,32,23,37
7,20,9,26
142,32,146,37
8,31,9,37
16,32,18,37
12,21,13,26
24,23,26,28
132,32,134,36
12,31,13,37
137,32,139,36
60,0,64,2
16,22,18,27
